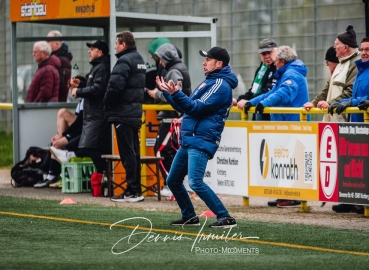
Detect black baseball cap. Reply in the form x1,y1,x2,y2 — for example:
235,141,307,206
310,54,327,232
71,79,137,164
86,40,109,55
199,46,230,66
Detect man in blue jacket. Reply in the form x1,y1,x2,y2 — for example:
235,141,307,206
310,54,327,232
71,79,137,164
328,37,369,123
244,45,309,208
157,47,238,228
244,45,309,122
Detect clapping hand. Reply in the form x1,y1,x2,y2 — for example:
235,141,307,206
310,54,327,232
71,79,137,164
155,76,181,94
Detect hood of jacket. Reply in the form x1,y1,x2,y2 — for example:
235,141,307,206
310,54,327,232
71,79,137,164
206,65,238,89
147,37,170,56
275,59,307,79
155,43,179,65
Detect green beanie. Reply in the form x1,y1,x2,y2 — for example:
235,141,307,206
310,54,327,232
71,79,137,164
147,37,170,56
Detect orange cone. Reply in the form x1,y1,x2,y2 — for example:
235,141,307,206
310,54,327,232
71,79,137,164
200,210,216,217
60,198,77,204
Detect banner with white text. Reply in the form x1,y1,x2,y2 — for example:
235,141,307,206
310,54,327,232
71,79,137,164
202,122,248,196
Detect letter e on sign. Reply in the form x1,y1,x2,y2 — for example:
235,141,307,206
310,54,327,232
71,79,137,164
319,125,337,199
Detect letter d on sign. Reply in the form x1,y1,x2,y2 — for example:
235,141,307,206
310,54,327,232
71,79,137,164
324,166,330,187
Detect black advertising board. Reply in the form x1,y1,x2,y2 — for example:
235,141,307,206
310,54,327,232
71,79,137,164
337,123,369,205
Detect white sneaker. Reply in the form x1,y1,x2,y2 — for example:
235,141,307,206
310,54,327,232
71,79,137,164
160,186,173,197
50,146,70,163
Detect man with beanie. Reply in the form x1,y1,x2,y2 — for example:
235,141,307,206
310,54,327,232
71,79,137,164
304,25,360,122
234,38,278,121
325,47,340,75
329,37,369,123
303,46,339,110
157,46,238,228
105,31,146,203
327,38,369,215
146,43,192,197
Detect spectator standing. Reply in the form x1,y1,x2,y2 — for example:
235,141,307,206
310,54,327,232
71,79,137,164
105,31,146,203
328,37,369,215
245,45,309,208
245,46,309,122
50,40,111,186
47,30,73,102
234,38,278,120
328,37,369,123
157,46,238,228
147,43,192,197
26,41,60,103
303,25,360,122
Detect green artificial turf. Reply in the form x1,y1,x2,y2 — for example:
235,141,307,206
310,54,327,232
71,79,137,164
0,196,369,270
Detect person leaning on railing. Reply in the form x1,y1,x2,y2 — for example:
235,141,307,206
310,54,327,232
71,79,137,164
303,25,360,122
326,37,369,215
243,45,309,208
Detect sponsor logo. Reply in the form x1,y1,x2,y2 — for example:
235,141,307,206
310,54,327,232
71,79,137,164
259,139,269,179
259,139,298,180
137,64,147,69
319,125,338,199
21,1,47,18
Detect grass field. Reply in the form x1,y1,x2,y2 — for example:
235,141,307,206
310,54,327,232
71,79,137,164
0,131,13,167
1,196,369,270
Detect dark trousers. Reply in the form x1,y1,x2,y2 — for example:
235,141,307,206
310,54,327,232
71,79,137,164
114,123,141,195
154,122,179,184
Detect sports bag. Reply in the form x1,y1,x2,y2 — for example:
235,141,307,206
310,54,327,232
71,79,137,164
10,147,50,187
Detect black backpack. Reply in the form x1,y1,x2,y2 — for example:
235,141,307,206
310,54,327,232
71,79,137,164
10,147,50,187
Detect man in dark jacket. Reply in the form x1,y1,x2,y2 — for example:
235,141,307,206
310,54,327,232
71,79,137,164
104,31,146,203
233,38,277,120
26,41,60,103
47,30,73,102
157,46,238,228
50,40,111,190
147,43,192,197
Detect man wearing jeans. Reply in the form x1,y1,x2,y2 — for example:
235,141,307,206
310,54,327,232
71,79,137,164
157,46,238,228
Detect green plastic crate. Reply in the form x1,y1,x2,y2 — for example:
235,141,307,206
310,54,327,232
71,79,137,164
61,162,95,193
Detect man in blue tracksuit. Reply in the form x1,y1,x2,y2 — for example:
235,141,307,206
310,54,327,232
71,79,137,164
328,37,369,123
244,45,309,122
157,47,238,228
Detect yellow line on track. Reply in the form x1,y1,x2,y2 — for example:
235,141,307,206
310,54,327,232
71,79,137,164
1,210,368,257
